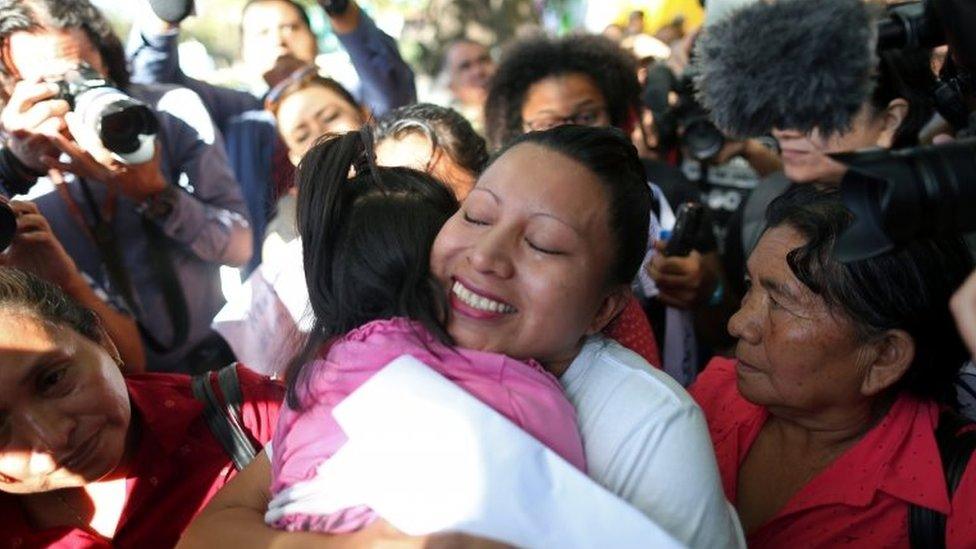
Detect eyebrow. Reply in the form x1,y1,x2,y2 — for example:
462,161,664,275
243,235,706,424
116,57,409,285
468,187,583,236
531,99,603,117
759,277,801,303
17,356,60,388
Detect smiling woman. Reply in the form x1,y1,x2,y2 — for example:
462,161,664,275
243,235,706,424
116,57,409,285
179,126,743,549
0,268,283,547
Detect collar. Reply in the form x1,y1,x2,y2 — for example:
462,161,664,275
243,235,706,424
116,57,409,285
778,394,950,516
125,374,204,456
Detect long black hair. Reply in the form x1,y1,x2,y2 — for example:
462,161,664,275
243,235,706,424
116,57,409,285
765,184,973,405
286,128,459,409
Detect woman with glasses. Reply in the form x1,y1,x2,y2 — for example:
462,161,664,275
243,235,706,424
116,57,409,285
483,34,637,153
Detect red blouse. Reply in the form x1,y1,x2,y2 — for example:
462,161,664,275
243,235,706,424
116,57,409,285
604,294,662,369
0,366,283,549
690,358,976,548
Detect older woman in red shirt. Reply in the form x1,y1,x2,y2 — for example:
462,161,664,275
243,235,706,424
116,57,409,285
691,184,976,547
0,268,282,548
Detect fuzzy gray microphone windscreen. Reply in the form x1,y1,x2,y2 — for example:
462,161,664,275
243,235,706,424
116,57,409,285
693,0,883,138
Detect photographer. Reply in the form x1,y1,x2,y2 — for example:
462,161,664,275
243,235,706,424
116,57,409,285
0,0,252,373
0,200,146,372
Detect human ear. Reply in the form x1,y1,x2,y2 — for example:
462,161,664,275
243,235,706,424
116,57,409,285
94,319,124,370
874,98,909,149
860,328,914,397
585,285,631,336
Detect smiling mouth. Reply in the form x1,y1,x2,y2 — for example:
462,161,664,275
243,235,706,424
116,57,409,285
451,280,517,314
58,431,100,473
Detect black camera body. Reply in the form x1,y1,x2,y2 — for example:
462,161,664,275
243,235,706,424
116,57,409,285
673,73,726,162
45,64,159,165
835,0,976,261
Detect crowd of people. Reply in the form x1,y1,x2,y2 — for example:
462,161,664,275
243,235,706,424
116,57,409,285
0,0,974,546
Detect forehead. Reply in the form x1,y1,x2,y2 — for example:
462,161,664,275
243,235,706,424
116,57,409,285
448,43,488,65
522,73,605,116
0,313,61,375
242,0,307,28
7,28,99,80
748,225,816,295
477,143,609,230
277,85,353,124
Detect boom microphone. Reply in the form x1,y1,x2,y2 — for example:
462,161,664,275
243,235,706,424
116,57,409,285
692,0,882,138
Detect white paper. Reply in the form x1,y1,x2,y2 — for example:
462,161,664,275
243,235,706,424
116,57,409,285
265,355,684,548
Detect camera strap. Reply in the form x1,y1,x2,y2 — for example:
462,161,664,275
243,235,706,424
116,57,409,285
57,178,189,355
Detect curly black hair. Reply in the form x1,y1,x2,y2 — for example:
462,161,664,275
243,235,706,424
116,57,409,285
0,0,129,101
483,33,641,151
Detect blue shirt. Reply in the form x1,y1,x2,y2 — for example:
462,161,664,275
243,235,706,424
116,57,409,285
27,83,252,373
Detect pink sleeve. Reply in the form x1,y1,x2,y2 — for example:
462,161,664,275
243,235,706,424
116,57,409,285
499,363,587,472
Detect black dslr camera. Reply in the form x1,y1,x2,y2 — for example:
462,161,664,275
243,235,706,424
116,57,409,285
45,63,159,167
835,0,976,262
673,71,726,162
0,63,159,250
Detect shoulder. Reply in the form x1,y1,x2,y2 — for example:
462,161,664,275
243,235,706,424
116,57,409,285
562,336,695,415
561,336,708,457
129,83,217,142
689,357,740,410
234,365,286,445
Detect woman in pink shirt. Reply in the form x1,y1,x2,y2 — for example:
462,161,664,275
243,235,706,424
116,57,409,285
266,129,585,533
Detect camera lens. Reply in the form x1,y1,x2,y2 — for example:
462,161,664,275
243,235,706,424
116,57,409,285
684,118,725,161
836,137,976,261
99,104,153,154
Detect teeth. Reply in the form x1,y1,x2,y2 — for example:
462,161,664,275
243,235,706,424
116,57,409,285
452,281,516,314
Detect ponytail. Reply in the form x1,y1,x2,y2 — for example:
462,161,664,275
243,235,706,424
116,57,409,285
286,129,459,409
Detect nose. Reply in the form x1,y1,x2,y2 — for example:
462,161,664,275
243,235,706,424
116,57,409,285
16,404,74,457
468,227,515,279
727,292,761,346
772,127,802,141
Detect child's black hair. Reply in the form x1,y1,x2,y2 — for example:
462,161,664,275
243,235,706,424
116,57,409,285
286,128,459,409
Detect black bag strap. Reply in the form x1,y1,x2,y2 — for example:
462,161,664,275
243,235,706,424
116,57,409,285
74,178,189,354
190,363,259,471
908,409,976,549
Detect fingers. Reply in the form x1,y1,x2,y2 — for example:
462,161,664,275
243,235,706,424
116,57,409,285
63,111,112,165
18,99,71,131
42,132,113,181
951,270,976,358
6,201,52,235
5,81,59,115
1,82,69,135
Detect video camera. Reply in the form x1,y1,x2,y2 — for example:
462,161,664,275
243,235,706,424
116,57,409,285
835,0,976,262
641,60,726,162
0,63,159,250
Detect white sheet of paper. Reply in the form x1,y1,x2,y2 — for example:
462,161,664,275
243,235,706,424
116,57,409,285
265,355,684,548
